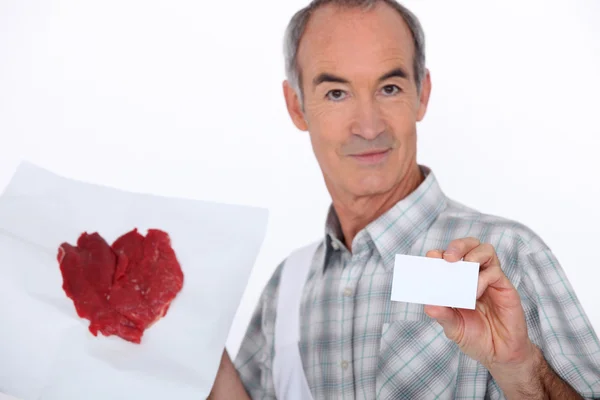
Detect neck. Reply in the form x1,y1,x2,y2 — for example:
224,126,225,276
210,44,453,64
331,163,424,252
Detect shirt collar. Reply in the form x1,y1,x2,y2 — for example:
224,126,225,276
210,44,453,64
323,165,448,272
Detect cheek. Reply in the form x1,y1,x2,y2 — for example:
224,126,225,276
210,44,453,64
305,123,337,169
308,102,349,129
382,102,418,141
306,108,349,152
381,97,418,121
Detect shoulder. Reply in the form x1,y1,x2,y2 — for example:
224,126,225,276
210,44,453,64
257,239,325,307
437,198,550,252
239,240,323,330
258,260,285,308
432,198,553,284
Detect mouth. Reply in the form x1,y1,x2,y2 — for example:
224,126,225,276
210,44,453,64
349,149,391,164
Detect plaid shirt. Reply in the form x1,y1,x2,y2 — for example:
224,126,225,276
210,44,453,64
234,166,600,399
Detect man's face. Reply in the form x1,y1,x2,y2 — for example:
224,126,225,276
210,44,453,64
284,3,431,198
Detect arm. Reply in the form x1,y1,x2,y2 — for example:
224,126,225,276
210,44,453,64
424,239,600,399
503,247,600,399
489,344,584,400
208,350,251,400
214,262,284,400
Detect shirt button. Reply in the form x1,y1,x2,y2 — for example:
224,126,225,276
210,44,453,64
343,287,353,297
259,352,268,363
341,360,349,370
331,241,340,251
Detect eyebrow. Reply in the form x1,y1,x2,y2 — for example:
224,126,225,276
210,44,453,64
312,73,349,87
312,67,410,89
378,67,409,82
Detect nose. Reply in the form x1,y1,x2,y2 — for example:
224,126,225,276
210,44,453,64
350,98,385,140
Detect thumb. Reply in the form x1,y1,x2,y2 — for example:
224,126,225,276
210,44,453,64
424,305,463,343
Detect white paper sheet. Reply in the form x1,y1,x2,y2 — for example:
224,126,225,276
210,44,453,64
0,161,269,400
391,254,479,310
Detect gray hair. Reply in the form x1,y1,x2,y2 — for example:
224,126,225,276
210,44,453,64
283,0,426,103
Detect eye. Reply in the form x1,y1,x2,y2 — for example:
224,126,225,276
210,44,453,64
381,85,401,96
326,89,347,101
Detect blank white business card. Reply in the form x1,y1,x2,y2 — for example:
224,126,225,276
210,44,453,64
391,254,480,310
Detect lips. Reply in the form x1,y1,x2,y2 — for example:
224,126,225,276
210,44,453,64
349,149,391,164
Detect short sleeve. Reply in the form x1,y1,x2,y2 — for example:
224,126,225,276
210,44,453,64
518,248,600,398
233,262,284,399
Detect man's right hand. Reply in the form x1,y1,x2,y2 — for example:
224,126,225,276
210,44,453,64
207,350,250,400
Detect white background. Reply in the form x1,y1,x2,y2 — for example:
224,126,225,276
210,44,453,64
1,0,599,364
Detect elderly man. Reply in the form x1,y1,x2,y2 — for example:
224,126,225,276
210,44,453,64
209,0,600,398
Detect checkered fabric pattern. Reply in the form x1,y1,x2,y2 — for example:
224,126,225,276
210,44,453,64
234,166,600,399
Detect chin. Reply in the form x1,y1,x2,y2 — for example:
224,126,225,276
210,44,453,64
348,174,396,196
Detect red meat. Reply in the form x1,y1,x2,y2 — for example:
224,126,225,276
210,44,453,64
57,229,184,343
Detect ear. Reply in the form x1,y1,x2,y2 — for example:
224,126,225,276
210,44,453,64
416,69,432,122
283,80,308,131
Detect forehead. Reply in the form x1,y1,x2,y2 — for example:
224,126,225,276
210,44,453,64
297,3,415,81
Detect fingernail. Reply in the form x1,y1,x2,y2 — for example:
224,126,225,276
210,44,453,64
444,246,459,258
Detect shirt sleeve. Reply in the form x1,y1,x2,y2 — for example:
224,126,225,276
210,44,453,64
233,262,284,399
516,248,600,398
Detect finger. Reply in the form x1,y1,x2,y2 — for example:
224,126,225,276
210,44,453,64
477,268,505,300
424,305,463,343
443,237,480,262
464,243,500,271
475,266,513,299
463,243,515,296
425,249,444,258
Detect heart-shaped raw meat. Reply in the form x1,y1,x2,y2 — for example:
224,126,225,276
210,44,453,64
57,229,184,343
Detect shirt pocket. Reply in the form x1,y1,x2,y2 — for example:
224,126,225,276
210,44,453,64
382,300,429,331
376,302,460,400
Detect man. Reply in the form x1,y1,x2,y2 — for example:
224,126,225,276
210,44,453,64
209,0,600,398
